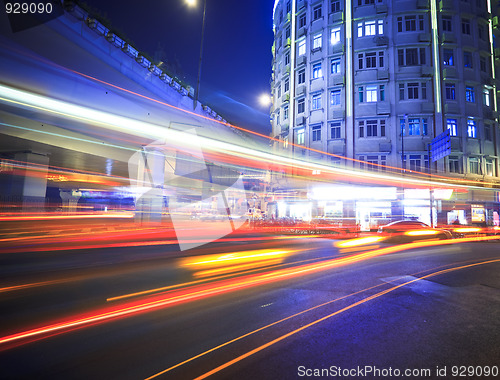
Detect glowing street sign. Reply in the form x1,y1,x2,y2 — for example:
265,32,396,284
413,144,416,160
430,129,451,162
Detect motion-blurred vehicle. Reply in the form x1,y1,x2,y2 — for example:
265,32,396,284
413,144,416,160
377,220,452,243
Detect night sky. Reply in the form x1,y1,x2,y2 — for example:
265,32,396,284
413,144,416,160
77,0,275,135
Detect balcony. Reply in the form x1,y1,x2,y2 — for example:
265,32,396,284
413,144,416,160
416,0,429,9
376,4,388,13
483,108,498,120
297,26,307,38
421,66,433,77
296,85,306,96
296,55,307,67
439,0,453,11
441,32,455,43
329,11,344,24
379,142,392,153
333,75,345,86
444,103,460,114
296,116,306,125
442,67,457,79
420,102,434,113
419,33,431,43
328,139,345,154
297,0,307,11
373,36,389,46
282,93,290,103
377,101,390,115
377,69,389,80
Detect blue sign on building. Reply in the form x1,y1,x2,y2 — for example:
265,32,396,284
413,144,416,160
430,129,451,162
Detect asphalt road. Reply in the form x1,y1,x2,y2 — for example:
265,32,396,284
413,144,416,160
0,233,499,380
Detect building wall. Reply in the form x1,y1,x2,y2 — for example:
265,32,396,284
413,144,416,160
271,0,500,181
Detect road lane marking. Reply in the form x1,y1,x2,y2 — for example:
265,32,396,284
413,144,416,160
191,258,500,380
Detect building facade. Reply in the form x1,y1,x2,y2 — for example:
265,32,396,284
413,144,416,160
271,0,500,180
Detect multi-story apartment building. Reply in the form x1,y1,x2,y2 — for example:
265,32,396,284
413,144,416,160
271,0,500,180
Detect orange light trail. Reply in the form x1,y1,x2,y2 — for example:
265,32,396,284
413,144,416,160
193,256,500,380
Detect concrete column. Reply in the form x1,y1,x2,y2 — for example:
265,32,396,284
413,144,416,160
9,152,49,210
134,148,166,225
59,189,81,213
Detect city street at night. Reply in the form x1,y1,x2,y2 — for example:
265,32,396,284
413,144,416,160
1,0,500,378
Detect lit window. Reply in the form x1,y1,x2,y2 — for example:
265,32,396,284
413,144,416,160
296,128,305,144
445,83,456,100
330,27,341,44
365,20,376,36
378,19,384,34
313,33,322,50
400,118,406,136
312,125,321,141
483,88,490,106
298,39,306,56
422,118,428,135
312,94,322,110
465,86,475,102
467,119,477,138
330,122,341,139
443,49,454,66
331,89,341,105
447,118,458,136
331,58,341,74
366,85,377,102
408,118,420,135
312,62,322,79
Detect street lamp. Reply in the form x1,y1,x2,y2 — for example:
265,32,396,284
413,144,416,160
186,0,207,110
258,93,271,107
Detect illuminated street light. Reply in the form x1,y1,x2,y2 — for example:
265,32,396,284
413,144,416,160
258,93,271,107
185,0,196,7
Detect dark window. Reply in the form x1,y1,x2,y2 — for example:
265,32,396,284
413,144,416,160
298,69,305,84
298,98,305,113
442,16,452,31
331,0,341,12
313,4,322,21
